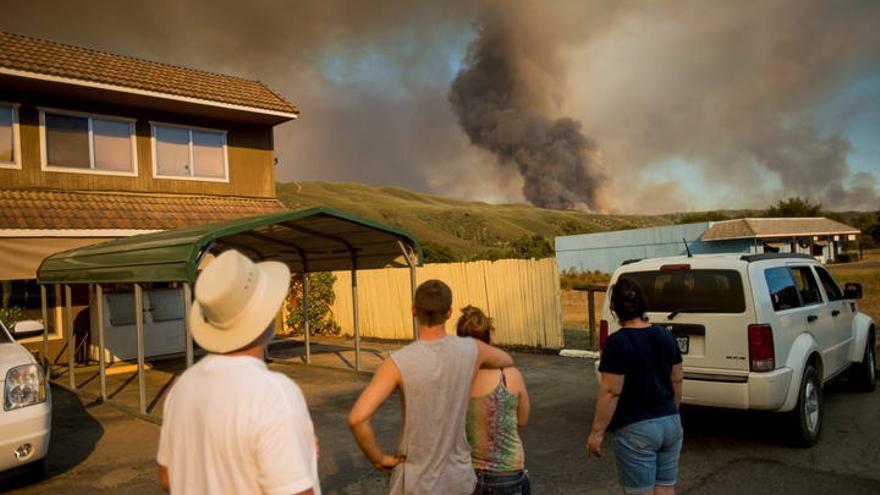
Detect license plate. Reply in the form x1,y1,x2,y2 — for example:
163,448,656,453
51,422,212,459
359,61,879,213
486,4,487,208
675,335,689,354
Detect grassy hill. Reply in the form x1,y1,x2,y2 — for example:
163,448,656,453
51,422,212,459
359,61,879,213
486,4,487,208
276,181,676,261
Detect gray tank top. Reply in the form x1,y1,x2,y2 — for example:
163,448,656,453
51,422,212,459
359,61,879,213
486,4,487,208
388,336,479,495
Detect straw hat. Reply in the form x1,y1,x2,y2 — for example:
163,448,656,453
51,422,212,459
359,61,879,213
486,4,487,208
190,249,290,353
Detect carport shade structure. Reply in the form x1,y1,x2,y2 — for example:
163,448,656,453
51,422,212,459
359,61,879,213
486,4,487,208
36,206,423,418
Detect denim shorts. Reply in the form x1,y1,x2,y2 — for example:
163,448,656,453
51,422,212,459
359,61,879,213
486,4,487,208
613,414,683,494
472,470,530,495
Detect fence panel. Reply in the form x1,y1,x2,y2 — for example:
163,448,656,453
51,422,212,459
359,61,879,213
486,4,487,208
328,258,563,348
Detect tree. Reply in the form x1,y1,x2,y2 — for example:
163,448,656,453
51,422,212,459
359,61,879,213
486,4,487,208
765,197,823,218
422,241,458,263
676,211,730,224
285,272,341,337
510,235,554,259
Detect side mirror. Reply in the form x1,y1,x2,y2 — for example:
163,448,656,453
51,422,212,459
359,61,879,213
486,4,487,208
844,283,863,300
12,320,44,340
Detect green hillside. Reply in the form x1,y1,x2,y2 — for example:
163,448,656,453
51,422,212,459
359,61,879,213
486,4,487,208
276,181,676,261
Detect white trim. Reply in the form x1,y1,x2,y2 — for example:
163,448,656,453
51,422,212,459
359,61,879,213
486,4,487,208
38,107,139,177
0,229,160,238
150,121,229,183
704,231,861,242
0,67,298,121
0,101,22,170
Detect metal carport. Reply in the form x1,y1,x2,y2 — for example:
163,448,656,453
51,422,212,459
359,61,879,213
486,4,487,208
36,206,422,418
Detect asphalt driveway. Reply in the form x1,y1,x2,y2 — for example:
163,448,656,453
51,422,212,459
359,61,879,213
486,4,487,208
2,352,879,494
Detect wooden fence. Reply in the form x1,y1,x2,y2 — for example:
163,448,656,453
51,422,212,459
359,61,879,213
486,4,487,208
329,258,564,349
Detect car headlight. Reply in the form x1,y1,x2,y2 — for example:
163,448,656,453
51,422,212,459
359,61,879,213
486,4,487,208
4,364,46,411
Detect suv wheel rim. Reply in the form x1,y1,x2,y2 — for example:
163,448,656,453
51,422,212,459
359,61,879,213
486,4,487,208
804,380,820,434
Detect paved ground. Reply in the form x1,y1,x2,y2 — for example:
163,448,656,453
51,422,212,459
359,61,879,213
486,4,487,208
2,349,879,494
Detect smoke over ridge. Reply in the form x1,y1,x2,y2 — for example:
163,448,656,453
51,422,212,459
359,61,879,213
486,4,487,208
449,8,606,210
4,0,880,213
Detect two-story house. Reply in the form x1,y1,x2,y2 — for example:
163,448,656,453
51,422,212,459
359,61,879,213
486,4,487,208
0,31,296,357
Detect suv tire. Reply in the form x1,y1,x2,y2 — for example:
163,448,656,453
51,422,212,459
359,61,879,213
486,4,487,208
851,332,876,393
790,364,823,447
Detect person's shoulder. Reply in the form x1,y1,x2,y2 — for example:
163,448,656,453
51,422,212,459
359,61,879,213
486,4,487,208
452,335,478,349
503,367,525,387
606,329,629,345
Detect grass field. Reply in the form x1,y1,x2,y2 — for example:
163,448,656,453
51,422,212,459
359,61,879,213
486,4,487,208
277,181,675,260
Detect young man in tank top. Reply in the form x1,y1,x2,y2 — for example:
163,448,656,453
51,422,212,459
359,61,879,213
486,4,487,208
348,280,514,495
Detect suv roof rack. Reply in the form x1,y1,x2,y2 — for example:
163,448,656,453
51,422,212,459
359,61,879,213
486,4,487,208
740,253,815,263
621,258,643,266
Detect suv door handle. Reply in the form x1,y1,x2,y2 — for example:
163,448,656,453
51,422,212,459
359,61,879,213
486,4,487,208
831,310,840,317
807,315,818,323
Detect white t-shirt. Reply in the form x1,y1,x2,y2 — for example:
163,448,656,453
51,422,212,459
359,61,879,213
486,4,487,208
157,354,320,495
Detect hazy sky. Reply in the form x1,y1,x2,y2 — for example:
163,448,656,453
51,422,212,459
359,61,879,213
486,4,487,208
4,0,879,213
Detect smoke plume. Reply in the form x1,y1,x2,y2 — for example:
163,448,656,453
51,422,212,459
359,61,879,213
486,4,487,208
449,8,606,211
4,0,880,213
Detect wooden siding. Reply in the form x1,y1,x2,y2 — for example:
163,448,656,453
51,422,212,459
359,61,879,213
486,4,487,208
325,258,564,349
0,87,276,198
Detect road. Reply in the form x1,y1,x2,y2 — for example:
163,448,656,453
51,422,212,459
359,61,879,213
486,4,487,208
2,353,878,494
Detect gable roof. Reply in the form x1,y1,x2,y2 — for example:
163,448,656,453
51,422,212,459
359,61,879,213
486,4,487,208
0,31,297,118
702,217,860,241
0,189,287,233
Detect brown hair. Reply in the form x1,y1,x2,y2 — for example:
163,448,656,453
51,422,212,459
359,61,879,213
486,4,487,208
456,305,494,344
414,279,453,326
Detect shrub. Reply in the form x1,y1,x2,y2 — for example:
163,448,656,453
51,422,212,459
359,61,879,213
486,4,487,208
560,269,611,290
0,306,25,328
284,272,341,337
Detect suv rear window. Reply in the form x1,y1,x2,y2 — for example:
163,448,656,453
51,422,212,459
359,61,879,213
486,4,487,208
618,269,746,313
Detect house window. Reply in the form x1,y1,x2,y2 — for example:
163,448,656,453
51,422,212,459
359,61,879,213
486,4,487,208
0,103,21,169
40,109,137,175
152,123,228,181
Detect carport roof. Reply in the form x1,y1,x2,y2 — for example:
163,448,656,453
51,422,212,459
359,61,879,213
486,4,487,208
37,206,422,284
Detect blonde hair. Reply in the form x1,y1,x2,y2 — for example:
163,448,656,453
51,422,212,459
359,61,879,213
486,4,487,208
456,305,494,343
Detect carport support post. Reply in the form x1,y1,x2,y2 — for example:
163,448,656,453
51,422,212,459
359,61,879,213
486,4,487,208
65,284,74,389
183,283,193,368
352,264,361,373
40,285,48,373
96,284,107,401
588,290,597,348
134,283,146,415
302,271,311,364
397,240,418,341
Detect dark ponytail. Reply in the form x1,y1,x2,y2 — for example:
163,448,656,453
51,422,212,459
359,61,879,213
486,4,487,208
610,277,648,324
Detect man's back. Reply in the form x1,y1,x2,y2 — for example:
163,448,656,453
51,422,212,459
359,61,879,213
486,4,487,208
389,336,478,495
158,354,320,495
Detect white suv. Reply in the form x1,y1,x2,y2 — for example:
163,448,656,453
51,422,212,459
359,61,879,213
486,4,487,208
599,253,876,446
0,320,51,476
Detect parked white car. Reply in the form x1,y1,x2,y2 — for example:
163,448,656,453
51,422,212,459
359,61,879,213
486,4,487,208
599,253,876,446
0,320,51,475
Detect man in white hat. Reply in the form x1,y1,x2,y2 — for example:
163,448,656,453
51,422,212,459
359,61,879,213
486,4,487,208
157,249,320,495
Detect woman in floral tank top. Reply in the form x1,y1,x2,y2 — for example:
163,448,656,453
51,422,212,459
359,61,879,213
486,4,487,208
457,306,531,495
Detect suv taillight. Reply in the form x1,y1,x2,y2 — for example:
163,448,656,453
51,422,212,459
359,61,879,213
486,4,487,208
599,319,609,350
748,324,775,372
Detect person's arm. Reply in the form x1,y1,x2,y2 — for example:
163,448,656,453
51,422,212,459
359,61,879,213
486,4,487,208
507,368,530,427
587,372,625,458
158,465,169,493
475,339,513,370
671,363,684,409
348,359,406,474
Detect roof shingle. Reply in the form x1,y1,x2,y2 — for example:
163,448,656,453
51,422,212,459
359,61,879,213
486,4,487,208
0,189,287,231
702,217,860,241
0,31,297,115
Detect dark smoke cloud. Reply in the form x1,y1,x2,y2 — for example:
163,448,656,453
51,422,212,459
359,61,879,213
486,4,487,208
449,8,606,211
4,0,879,213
